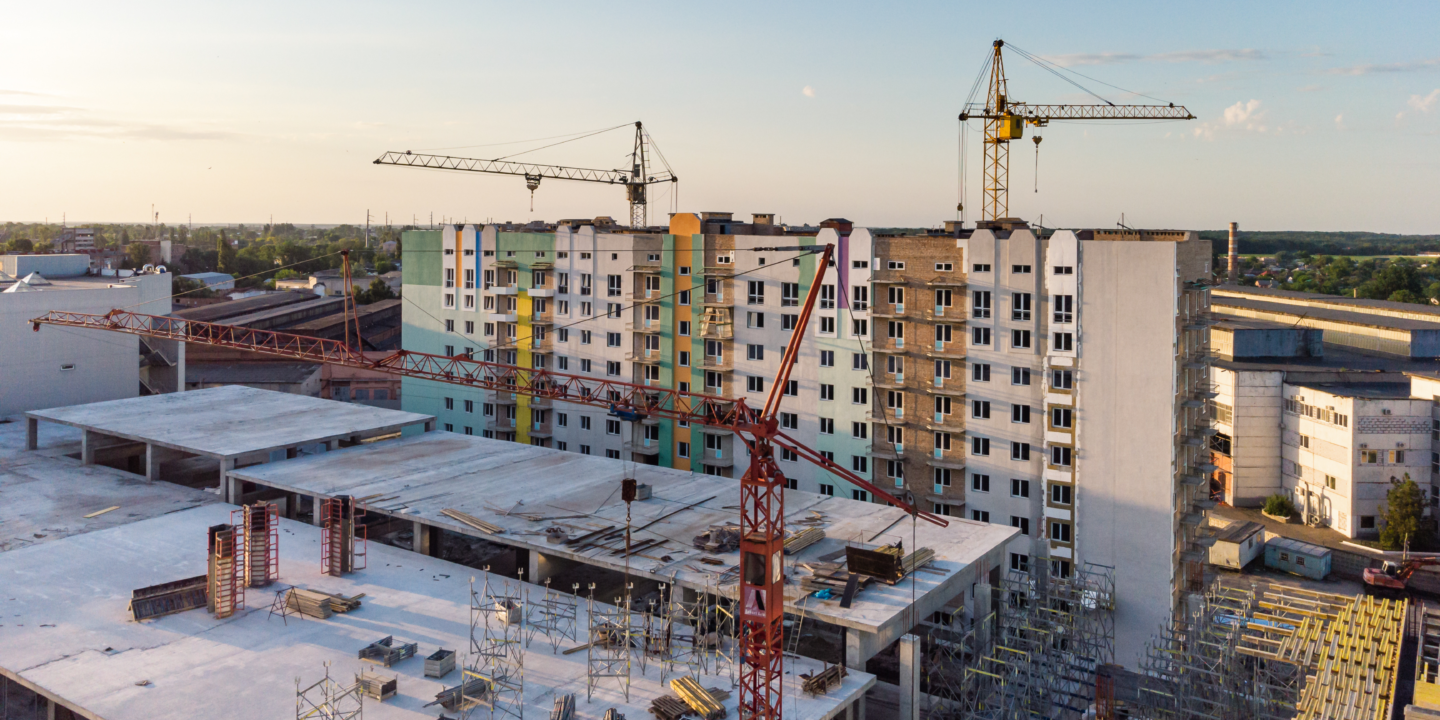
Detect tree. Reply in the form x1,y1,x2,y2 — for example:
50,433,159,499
217,230,239,275
1380,474,1433,550
375,259,395,275
127,242,151,268
354,278,397,305
9,238,33,253
121,228,131,245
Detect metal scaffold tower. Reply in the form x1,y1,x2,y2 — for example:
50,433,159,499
464,572,525,720
296,662,363,720
525,579,578,653
659,581,706,682
923,563,1116,720
586,583,633,703
1127,579,1407,720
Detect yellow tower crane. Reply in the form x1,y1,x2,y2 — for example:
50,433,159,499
961,40,1196,222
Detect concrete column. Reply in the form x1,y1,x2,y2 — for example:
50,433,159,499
145,443,161,481
324,440,337,452
856,693,866,720
176,341,186,391
81,430,98,465
312,496,325,526
414,521,433,556
898,634,920,720
424,419,436,433
220,457,236,503
844,628,883,668
286,447,299,460
26,417,38,450
975,582,994,648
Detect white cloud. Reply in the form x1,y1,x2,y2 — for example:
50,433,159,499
1046,48,1264,67
1334,114,1345,130
1408,89,1440,114
1193,99,1270,140
1325,57,1440,76
801,86,815,98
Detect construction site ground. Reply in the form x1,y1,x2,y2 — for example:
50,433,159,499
0,492,875,720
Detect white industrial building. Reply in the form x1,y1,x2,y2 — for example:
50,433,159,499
0,257,171,417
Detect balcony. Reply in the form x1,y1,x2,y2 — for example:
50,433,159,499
700,446,734,468
625,348,664,364
871,270,910,286
874,373,906,390
626,318,664,333
871,304,908,319
528,338,554,354
922,305,959,322
531,311,554,325
926,452,966,471
529,396,552,409
701,354,733,370
487,312,518,323
873,337,908,354
487,415,517,431
925,341,965,360
526,287,556,298
700,323,733,340
872,406,906,423
492,390,517,405
490,285,520,296
529,421,553,438
929,378,964,395
624,438,662,456
926,413,965,433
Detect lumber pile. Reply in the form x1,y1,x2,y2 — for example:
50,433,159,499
356,671,397,701
441,508,505,534
427,677,489,710
801,664,846,696
603,709,626,720
671,676,726,719
784,527,825,555
286,588,364,618
901,547,936,575
551,693,577,720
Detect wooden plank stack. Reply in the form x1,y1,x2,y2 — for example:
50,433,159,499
901,547,936,576
551,693,577,720
286,588,364,618
784,527,825,555
649,696,690,720
671,676,726,719
801,664,846,696
441,508,505,534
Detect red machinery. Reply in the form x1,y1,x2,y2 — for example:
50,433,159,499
1364,556,1440,595
32,245,945,720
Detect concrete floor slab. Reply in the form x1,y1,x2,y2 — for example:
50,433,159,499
0,504,873,720
231,433,1017,640
25,385,434,460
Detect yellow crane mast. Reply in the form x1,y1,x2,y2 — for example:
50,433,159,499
962,39,1196,222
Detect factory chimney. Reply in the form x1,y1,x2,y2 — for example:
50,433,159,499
1227,222,1239,284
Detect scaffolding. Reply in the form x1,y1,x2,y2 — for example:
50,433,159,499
237,502,279,588
922,562,1116,720
320,495,366,576
296,662,364,720
465,572,525,720
525,579,579,653
587,583,633,703
1127,578,1406,720
207,522,244,619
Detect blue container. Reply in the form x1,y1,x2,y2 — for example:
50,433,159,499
1264,536,1332,580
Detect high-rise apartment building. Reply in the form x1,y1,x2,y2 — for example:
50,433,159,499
401,216,1213,666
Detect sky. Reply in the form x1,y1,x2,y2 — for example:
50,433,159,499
2,1,1438,233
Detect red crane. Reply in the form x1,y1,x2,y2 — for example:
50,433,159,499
31,245,946,719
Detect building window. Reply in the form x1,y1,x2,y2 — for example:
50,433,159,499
850,318,867,337
1012,478,1031,497
852,456,868,474
445,397,455,410
1053,332,1074,352
463,399,475,413
934,503,953,517
1011,442,1030,461
678,442,690,459
852,353,869,370
1011,293,1031,321
972,327,992,347
1050,520,1072,543
782,448,798,463
445,319,455,332
606,419,621,435
972,291,991,319
1299,434,1310,449
1053,294,1074,323
1051,484,1072,505
444,423,454,432
853,387,869,405
1360,515,1376,530
820,384,835,401
852,286,869,310
852,422,868,439
972,400,990,419
972,363,990,382
1051,446,1073,467
1051,407,1073,429
820,350,835,367
1011,516,1030,536
747,280,765,305
747,376,765,393
784,380,798,396
1011,330,1031,349
973,263,991,273
971,437,990,456
747,312,765,329
1052,369,1073,390
820,417,834,435
819,484,835,497
1010,552,1029,572
606,361,621,376
1011,405,1031,424
972,473,990,492
972,510,991,523
852,489,871,502
607,332,621,347
935,262,954,272
780,412,799,430
1054,265,1074,275
1012,264,1032,274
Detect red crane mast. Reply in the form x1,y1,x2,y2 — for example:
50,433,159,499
31,245,946,719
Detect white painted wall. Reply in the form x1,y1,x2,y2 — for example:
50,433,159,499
1,273,170,417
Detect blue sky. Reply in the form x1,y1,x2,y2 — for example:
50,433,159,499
2,1,1438,232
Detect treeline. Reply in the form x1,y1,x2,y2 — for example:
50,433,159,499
1200,230,1440,257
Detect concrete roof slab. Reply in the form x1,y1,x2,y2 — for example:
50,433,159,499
25,386,434,459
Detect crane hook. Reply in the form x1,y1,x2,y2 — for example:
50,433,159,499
1032,135,1043,193
525,174,542,212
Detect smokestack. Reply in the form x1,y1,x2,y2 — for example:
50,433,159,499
1227,222,1239,284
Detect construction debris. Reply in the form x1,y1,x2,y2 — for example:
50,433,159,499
427,676,489,710
83,506,120,519
425,648,456,678
603,709,625,720
692,525,739,553
355,670,397,701
784,527,825,555
357,635,417,667
670,675,726,720
551,692,577,720
128,575,208,621
800,664,846,696
441,507,505,534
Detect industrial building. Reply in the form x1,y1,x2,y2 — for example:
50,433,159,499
0,256,170,417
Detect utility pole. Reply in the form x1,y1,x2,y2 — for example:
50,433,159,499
365,210,372,249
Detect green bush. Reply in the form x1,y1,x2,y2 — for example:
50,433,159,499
1263,494,1295,518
